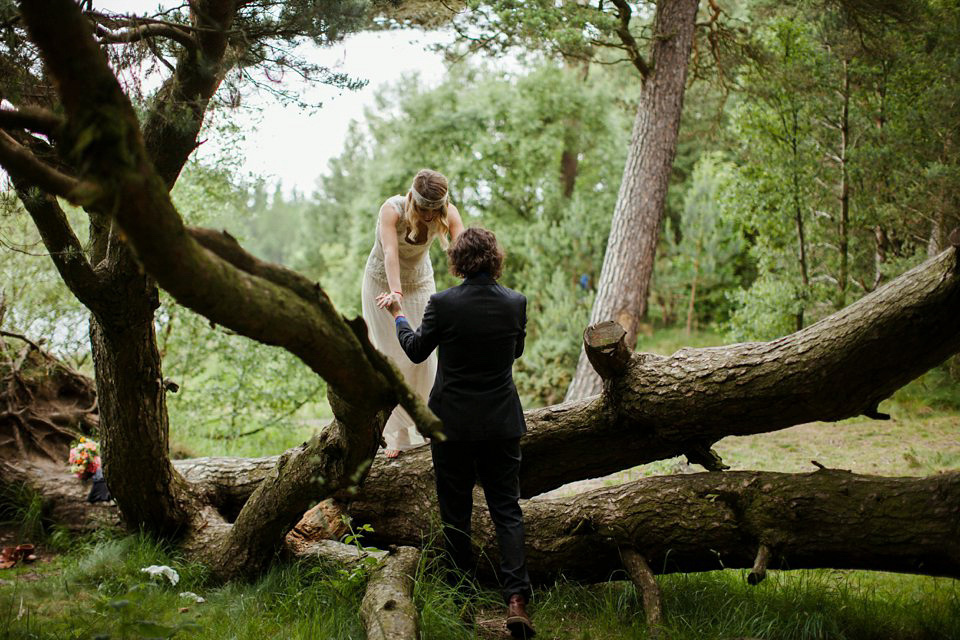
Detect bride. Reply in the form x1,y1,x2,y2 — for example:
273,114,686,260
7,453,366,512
362,169,464,457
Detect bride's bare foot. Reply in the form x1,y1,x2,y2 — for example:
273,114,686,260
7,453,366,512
385,449,400,459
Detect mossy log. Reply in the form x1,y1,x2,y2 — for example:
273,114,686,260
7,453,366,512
360,547,421,640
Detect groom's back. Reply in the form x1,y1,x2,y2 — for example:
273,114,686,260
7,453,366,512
427,275,526,441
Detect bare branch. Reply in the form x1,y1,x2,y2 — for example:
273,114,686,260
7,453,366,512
94,22,196,50
610,0,651,79
0,131,99,205
0,105,64,138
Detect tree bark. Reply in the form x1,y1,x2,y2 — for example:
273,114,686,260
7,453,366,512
87,264,195,536
360,547,421,640
351,469,960,583
837,58,851,309
622,548,663,633
566,0,700,401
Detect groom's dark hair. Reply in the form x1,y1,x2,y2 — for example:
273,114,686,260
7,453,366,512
448,227,505,279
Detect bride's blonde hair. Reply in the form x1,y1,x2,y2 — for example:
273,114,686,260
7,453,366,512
404,169,451,249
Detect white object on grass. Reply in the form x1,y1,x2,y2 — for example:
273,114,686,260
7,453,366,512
140,565,180,586
179,591,206,603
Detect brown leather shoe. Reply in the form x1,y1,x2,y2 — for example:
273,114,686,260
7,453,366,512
505,593,535,638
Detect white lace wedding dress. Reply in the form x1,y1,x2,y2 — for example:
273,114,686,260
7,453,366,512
361,195,439,451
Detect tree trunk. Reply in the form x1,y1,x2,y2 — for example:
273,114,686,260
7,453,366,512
89,295,193,537
837,58,850,308
793,115,809,332
685,235,702,335
566,0,700,401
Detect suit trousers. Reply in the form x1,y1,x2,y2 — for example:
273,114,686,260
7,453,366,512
430,437,532,603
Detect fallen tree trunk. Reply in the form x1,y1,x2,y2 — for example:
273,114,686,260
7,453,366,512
15,452,960,583
349,469,960,582
360,547,421,640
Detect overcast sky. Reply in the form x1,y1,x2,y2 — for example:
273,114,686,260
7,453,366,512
99,1,452,194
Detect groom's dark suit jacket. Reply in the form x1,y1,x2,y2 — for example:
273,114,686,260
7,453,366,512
395,272,527,441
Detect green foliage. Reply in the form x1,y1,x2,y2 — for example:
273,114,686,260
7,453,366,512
336,516,381,586
306,62,629,404
653,154,750,330
160,165,328,457
719,2,960,346
0,200,90,366
0,483,45,543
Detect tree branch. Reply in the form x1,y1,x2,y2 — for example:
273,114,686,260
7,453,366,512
610,0,651,79
0,105,64,138
0,130,100,205
139,0,237,188
186,227,321,304
94,22,197,50
9,183,102,309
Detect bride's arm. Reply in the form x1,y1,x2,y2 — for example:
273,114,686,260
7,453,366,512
447,204,465,243
378,202,405,305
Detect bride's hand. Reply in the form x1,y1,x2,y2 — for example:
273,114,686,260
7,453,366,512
376,292,403,314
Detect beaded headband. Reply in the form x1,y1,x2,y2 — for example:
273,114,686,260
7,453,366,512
410,182,448,210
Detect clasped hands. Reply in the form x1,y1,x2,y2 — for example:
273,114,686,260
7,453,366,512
375,291,404,317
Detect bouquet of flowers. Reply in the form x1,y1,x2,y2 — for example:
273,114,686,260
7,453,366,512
68,437,101,479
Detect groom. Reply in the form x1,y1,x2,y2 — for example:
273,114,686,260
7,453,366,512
379,227,534,638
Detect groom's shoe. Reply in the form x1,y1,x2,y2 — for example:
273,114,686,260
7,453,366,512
505,594,535,638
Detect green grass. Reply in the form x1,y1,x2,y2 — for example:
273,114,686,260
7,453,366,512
523,570,960,640
0,533,368,639
168,402,331,459
2,534,957,640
